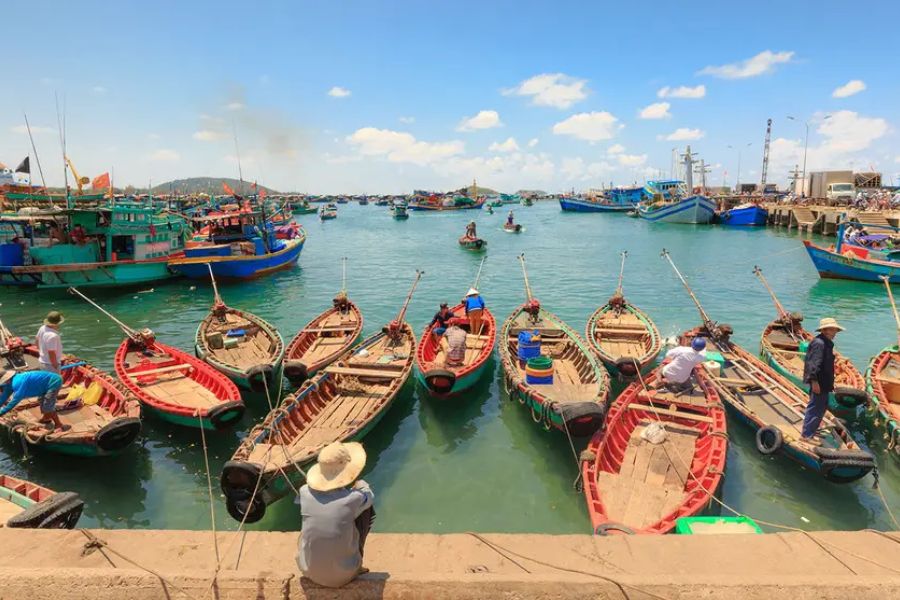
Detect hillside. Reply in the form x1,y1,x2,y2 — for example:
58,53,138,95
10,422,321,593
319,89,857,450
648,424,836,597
151,177,279,195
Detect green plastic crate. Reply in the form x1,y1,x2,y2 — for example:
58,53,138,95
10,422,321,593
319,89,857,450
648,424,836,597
704,351,726,365
675,516,763,535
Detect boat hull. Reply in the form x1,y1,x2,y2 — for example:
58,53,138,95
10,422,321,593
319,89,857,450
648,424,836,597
638,195,716,224
803,240,900,282
170,237,304,280
0,259,177,289
720,205,768,226
559,198,632,212
865,347,900,459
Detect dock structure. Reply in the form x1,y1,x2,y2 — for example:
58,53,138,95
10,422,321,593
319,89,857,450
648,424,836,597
762,203,899,236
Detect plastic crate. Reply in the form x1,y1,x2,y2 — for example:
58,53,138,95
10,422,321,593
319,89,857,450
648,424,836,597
675,516,763,535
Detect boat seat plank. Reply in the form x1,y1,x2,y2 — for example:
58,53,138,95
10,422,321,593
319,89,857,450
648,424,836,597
625,404,713,423
127,364,193,378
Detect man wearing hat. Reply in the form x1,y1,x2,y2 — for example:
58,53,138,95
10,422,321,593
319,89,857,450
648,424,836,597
36,311,64,374
657,336,707,392
463,288,486,336
801,317,843,443
0,369,69,431
297,442,374,588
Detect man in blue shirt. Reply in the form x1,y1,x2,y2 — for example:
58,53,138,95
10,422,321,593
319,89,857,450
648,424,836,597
801,318,842,443
0,369,69,431
463,288,486,336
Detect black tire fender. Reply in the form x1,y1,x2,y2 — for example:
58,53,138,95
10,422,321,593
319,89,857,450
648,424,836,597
755,425,783,455
283,361,309,383
423,368,457,395
832,386,868,409
594,522,636,536
6,491,84,529
820,458,876,483
614,357,640,377
207,401,245,430
96,417,142,453
221,460,263,496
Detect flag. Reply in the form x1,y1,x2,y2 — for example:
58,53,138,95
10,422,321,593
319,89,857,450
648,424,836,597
259,187,267,200
251,181,257,190
14,156,29,174
92,172,110,189
223,182,235,195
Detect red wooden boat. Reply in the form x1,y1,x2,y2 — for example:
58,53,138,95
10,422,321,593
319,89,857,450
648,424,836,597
114,329,244,430
0,473,84,529
283,296,364,384
581,365,727,535
415,303,496,396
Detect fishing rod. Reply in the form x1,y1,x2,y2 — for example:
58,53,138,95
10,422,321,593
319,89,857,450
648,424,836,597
472,256,486,290
660,249,715,331
395,269,424,326
206,263,223,306
518,253,533,301
615,250,628,296
752,266,788,319
68,287,138,338
880,276,900,348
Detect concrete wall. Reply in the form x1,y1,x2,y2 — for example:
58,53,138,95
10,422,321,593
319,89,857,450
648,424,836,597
0,528,898,599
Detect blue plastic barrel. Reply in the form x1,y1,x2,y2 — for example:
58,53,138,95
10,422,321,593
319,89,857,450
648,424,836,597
0,243,24,266
518,330,541,363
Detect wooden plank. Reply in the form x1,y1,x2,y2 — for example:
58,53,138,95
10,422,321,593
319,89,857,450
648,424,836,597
325,366,404,378
127,364,193,378
625,403,714,423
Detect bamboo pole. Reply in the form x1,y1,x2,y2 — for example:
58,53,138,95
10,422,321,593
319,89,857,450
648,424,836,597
68,287,137,337
615,250,628,296
752,265,788,318
518,253,533,301
472,256,486,290
661,249,714,328
395,270,424,326
880,275,900,348
206,263,223,305
341,257,348,294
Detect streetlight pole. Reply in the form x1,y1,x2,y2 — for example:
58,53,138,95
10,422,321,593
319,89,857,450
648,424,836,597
787,114,830,197
728,142,752,193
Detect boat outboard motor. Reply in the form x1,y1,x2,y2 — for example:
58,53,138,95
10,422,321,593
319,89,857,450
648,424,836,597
524,298,541,323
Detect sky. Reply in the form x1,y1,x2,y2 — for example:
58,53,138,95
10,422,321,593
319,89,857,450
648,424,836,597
2,0,899,194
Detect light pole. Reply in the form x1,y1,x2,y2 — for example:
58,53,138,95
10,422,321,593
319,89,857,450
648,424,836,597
787,114,830,197
728,142,752,193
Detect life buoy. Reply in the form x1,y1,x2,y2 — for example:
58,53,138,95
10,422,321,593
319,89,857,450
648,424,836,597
207,401,245,430
96,417,142,453
755,425,783,455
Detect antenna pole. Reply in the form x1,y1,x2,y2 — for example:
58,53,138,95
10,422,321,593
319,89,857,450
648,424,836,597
23,113,48,192
232,122,244,197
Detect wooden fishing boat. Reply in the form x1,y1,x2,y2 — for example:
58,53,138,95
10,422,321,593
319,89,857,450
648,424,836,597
115,330,245,430
753,267,867,420
866,346,900,458
458,235,487,250
0,474,84,529
319,204,338,220
503,222,523,233
284,296,364,384
415,303,495,396
581,366,727,535
391,204,409,220
195,289,285,393
0,340,142,457
222,271,423,523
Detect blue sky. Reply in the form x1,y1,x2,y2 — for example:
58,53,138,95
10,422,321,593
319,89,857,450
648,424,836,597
2,1,898,193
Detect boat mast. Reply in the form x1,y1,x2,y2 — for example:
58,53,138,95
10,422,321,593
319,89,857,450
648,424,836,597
615,251,628,296
55,93,71,209
23,113,49,193
517,253,534,302
232,122,244,197
206,263,223,306
661,249,715,331
880,276,900,349
682,146,694,196
752,266,788,319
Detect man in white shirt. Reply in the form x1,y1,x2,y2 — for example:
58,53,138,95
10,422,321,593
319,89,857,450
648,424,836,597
658,336,707,392
35,311,64,374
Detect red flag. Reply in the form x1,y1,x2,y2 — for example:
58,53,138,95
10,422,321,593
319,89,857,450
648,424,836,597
223,182,235,195
259,188,267,200
92,172,110,189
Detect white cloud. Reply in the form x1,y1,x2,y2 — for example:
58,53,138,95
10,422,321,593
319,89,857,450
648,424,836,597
193,130,227,141
816,110,887,154
147,133,161,140
527,138,539,148
896,156,900,164
328,86,351,98
552,111,622,142
225,102,245,111
10,125,54,135
149,149,180,161
657,85,706,99
488,137,520,153
617,153,647,167
660,128,706,141
457,110,502,131
698,50,794,79
92,86,107,94
347,127,464,166
504,73,588,109
639,101,671,120
435,151,556,187
399,116,415,124
607,144,625,155
832,80,866,98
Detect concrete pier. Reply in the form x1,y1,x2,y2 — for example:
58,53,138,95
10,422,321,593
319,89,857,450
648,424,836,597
0,528,898,599
763,204,898,236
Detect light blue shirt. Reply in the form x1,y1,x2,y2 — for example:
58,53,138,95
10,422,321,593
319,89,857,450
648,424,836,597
0,371,63,415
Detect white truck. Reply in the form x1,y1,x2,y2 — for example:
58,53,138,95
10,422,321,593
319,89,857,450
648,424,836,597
826,182,855,202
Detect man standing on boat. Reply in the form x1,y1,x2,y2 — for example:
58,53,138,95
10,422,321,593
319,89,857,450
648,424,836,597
35,311,64,374
463,288,485,336
801,318,842,444
297,442,374,588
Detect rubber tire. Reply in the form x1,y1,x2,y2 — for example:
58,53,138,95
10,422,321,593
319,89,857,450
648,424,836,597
594,522,636,536
755,425,783,455
283,362,309,383
221,460,262,496
6,492,84,529
832,386,867,409
248,372,270,393
821,458,876,484
614,357,640,378
96,417,142,453
207,401,245,430
226,494,266,524
423,369,456,395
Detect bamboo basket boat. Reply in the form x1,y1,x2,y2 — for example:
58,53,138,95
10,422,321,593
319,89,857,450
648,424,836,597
581,365,727,535
222,324,415,522
115,330,244,430
866,346,900,458
195,302,285,393
0,474,84,529
284,297,363,384
221,270,423,523
586,296,660,378
415,303,495,396
458,236,487,251
0,336,141,457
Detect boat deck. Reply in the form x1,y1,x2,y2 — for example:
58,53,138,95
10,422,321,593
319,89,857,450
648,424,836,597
591,310,651,360
202,312,276,370
125,351,221,409
292,310,360,364
428,334,489,369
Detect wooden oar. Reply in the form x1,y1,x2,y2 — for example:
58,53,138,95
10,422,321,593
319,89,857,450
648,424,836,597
752,265,788,319
615,250,628,296
68,287,139,339
880,275,900,348
518,253,534,301
660,249,715,332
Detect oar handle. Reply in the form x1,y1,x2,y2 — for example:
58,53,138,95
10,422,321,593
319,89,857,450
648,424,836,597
752,265,787,318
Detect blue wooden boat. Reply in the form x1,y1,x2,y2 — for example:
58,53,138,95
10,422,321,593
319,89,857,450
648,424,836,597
720,203,768,226
559,196,632,212
803,239,900,282
637,195,716,224
608,186,648,206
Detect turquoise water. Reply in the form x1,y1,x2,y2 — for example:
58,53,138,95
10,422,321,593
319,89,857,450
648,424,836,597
1,201,898,533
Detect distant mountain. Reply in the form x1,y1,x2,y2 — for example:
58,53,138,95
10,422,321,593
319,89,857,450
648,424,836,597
516,189,547,196
454,185,500,196
150,177,279,195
